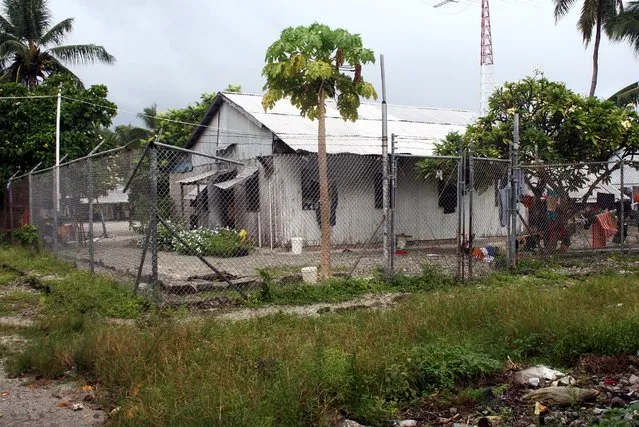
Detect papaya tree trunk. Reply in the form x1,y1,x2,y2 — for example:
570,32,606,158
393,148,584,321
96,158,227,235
317,87,332,280
589,9,603,97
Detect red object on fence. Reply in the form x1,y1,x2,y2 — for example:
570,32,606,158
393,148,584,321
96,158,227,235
20,208,29,226
592,211,617,249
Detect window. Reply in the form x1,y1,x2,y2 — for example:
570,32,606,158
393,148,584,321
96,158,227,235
246,174,260,212
301,168,319,210
374,173,383,209
438,179,457,214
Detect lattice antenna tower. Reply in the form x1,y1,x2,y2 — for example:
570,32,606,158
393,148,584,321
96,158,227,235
434,0,494,115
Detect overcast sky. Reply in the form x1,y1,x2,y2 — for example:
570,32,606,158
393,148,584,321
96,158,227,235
51,0,639,127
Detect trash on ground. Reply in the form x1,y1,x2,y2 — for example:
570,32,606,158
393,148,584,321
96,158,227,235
514,365,565,386
523,386,599,406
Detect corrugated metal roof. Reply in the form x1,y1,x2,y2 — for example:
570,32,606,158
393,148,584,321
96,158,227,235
214,166,258,190
175,170,221,185
221,93,477,156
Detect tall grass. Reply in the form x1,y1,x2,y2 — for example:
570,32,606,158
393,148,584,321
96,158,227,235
8,267,639,426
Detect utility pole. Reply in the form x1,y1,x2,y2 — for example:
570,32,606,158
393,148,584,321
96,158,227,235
55,84,62,212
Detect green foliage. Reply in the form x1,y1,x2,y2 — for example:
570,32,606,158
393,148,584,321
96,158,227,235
154,92,216,147
262,23,377,121
406,344,501,393
12,224,39,250
0,74,117,183
0,0,115,88
423,72,639,202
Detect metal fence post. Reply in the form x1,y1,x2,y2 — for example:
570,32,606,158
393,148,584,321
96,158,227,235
620,159,625,254
8,178,14,242
52,169,58,251
456,145,462,280
381,54,391,280
28,174,33,227
510,113,520,270
468,140,474,278
87,155,95,274
150,143,159,296
390,133,397,274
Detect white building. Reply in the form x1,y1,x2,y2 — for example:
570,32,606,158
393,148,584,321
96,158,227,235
171,92,506,248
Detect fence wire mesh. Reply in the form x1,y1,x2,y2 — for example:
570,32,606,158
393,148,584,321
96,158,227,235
516,160,634,258
7,141,539,305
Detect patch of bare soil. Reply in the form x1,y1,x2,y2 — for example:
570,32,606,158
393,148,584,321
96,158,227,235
209,292,407,321
0,362,105,427
0,272,106,426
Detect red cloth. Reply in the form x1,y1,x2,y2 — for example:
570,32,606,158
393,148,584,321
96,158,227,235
592,211,617,249
20,208,29,226
522,195,535,208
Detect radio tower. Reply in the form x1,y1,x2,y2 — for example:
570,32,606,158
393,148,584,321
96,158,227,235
480,0,494,115
434,0,495,115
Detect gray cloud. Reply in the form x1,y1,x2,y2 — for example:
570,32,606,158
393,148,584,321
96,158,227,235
50,0,639,126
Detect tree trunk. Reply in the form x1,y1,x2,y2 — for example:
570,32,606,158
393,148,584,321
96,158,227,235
317,88,332,280
589,9,603,97
95,198,108,238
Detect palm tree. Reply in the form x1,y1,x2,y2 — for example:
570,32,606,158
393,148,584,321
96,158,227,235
0,0,115,88
608,2,639,106
138,104,159,132
553,0,624,97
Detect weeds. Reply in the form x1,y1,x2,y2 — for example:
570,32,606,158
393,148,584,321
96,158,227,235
5,248,639,426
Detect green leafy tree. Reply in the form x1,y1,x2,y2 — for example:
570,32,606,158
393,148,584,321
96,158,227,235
262,24,377,279
553,0,624,97
152,92,216,147
0,73,117,183
0,0,115,88
143,84,241,147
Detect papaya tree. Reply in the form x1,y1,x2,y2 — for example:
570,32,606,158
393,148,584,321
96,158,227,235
262,24,377,279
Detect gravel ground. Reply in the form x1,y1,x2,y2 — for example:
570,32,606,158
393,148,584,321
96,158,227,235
0,359,105,427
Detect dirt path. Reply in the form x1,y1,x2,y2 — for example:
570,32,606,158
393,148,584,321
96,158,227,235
0,354,105,426
0,332,105,427
198,292,408,321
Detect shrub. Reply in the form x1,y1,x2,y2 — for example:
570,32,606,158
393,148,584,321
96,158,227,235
174,227,252,258
12,224,39,251
136,222,252,258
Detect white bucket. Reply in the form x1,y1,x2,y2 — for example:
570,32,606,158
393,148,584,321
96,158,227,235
301,266,317,284
291,237,303,255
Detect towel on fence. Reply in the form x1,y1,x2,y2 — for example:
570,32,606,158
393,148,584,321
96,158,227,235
546,194,559,212
592,211,618,249
498,185,510,227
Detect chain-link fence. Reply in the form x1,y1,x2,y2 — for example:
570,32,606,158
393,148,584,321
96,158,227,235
515,160,637,259
6,140,536,304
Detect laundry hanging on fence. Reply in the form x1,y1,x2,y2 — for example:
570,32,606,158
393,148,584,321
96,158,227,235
546,191,559,213
438,180,457,214
592,211,617,249
315,185,339,227
498,185,510,227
